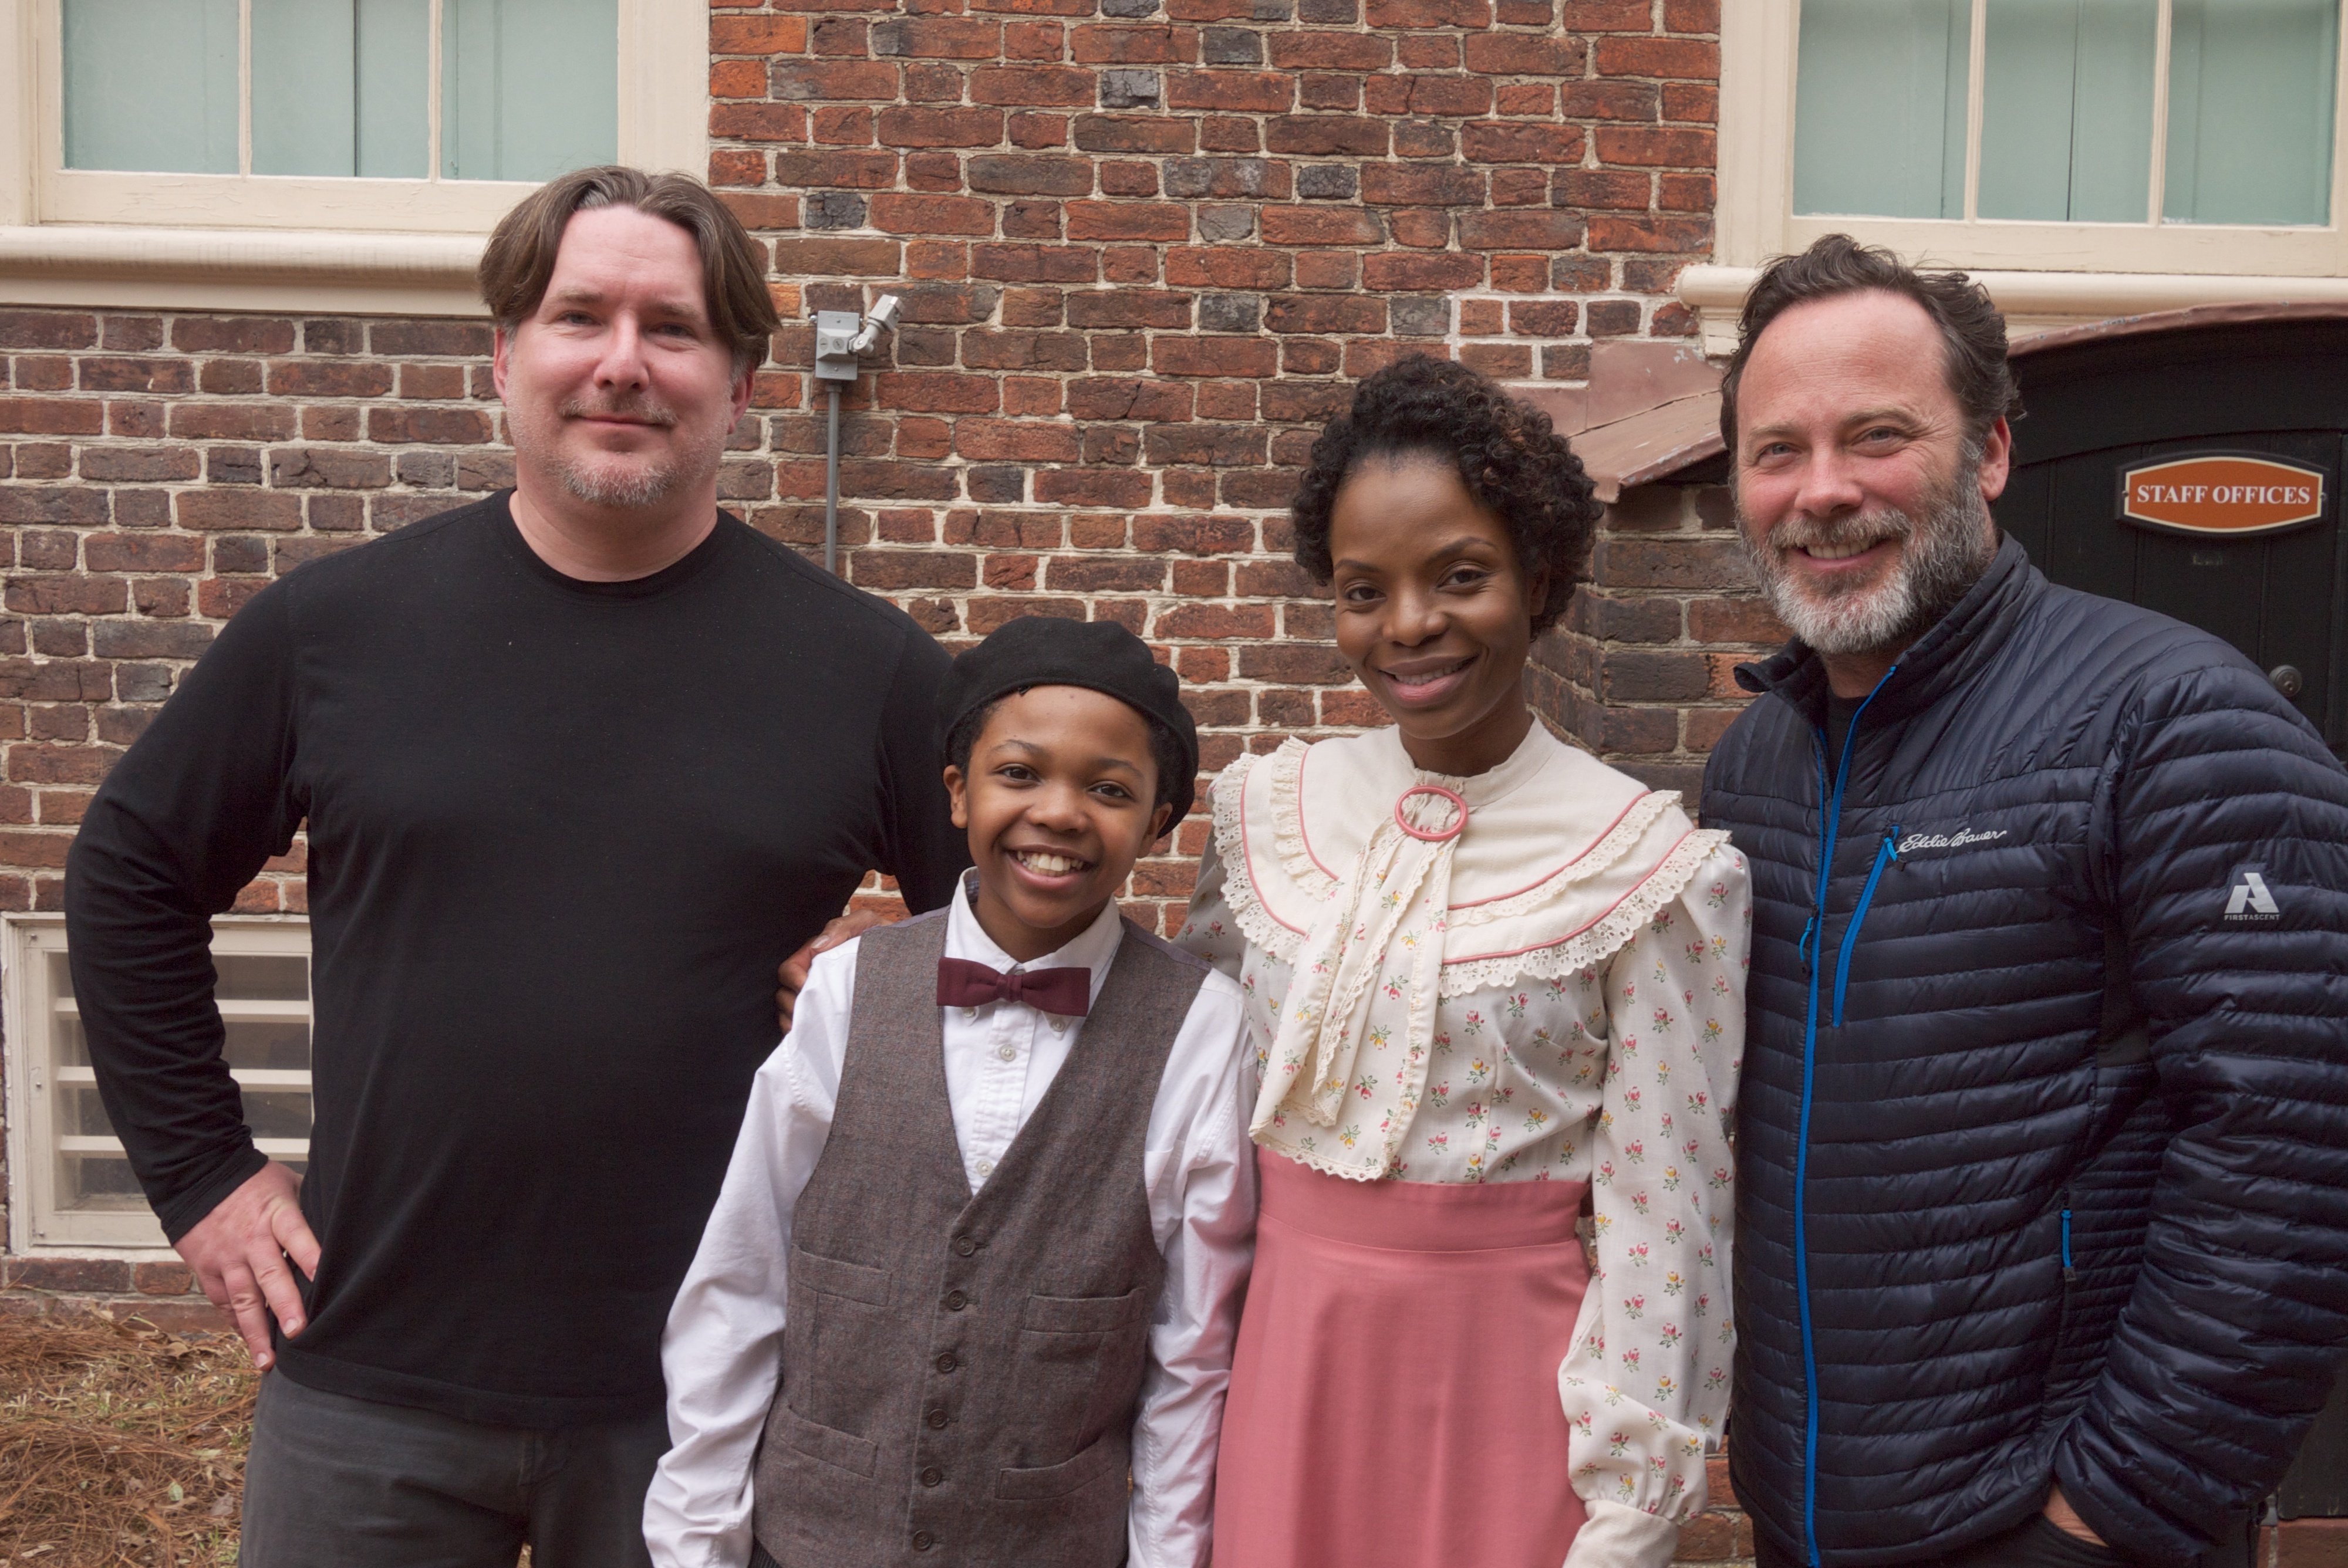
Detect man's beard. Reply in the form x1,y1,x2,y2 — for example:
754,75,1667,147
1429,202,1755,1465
1736,450,1998,658
514,393,728,509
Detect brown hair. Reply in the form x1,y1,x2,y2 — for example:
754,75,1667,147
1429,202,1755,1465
1718,232,2021,457
478,165,780,374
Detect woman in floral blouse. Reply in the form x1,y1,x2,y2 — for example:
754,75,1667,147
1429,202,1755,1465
1179,356,1751,1568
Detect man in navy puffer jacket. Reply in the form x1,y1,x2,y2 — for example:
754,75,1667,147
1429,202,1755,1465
1701,235,2348,1568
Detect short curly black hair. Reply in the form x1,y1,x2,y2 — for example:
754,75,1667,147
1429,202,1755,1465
1289,354,1600,635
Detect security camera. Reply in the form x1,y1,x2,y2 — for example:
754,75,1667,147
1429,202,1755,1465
849,296,902,354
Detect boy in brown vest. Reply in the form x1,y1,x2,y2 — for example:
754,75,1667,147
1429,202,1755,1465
646,616,1255,1568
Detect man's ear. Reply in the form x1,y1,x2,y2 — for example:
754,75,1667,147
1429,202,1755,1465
1976,415,2015,505
944,765,969,830
491,326,512,402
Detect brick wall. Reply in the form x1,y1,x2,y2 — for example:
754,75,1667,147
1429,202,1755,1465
0,9,1757,1547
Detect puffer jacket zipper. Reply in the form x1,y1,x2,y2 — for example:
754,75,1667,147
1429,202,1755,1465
1797,667,1896,1568
1832,829,1900,1028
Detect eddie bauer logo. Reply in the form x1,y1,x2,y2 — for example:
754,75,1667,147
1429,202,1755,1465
1897,827,2009,854
2225,869,2282,922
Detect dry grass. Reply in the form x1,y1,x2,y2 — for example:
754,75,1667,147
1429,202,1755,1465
0,1311,252,1568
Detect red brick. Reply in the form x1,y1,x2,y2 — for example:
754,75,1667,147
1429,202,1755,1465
1364,0,1488,23
1166,248,1293,290
871,15,1000,56
1072,24,1199,63
1594,36,1720,81
5,576,127,616
1590,214,1713,253
1067,377,1197,421
771,59,899,99
1161,70,1294,113
1074,115,1199,154
971,66,1098,106
878,107,1006,147
1260,206,1381,246
1361,164,1486,205
871,194,998,236
772,237,905,276
874,371,1001,413
774,150,900,188
0,398,102,436
1463,33,1584,75
172,317,296,354
175,491,305,532
1361,251,1486,290
1064,201,1191,242
971,244,1100,282
0,311,97,350
1595,125,1717,169
1459,209,1586,250
1153,337,1279,378
967,155,1095,195
1266,294,1385,334
1365,74,1492,117
711,15,811,51
1268,31,1393,69
954,420,1085,461
851,550,980,589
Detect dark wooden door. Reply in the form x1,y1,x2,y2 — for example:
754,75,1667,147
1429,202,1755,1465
1997,317,2348,755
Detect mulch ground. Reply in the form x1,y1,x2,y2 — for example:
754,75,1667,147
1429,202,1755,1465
0,1311,251,1567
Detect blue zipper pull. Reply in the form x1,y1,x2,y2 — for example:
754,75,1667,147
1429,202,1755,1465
1799,915,1817,973
2060,1205,2075,1282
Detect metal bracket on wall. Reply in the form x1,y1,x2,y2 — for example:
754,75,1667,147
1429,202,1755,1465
813,300,900,575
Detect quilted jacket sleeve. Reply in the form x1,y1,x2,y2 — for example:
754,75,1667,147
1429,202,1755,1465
2053,660,2348,1559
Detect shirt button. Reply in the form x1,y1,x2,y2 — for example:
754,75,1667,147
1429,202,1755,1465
944,1290,968,1312
962,1007,978,1021
920,1466,944,1488
935,1351,957,1374
913,1530,936,1552
952,1235,977,1257
1048,1016,1067,1033
996,1043,1017,1062
926,1406,949,1428
975,1158,994,1178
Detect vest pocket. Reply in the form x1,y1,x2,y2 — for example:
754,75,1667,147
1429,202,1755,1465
1021,1287,1146,1334
775,1401,880,1479
791,1246,892,1307
994,1431,1122,1501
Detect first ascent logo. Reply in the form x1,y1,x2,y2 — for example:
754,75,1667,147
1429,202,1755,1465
2224,867,2281,922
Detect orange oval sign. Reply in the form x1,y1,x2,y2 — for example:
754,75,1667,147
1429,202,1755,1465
2120,454,2327,536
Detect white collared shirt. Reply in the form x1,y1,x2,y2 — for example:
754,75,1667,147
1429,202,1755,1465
645,879,1257,1568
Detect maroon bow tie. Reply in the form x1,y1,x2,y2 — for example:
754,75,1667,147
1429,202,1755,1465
936,958,1091,1018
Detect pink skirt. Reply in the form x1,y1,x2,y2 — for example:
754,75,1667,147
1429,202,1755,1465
1213,1154,1592,1568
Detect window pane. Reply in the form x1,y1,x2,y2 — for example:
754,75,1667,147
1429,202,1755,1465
2164,0,2340,225
1979,0,2157,222
442,0,619,183
252,0,431,178
1794,0,1972,218
60,0,239,174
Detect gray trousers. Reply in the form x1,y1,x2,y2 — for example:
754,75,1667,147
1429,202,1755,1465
239,1371,670,1568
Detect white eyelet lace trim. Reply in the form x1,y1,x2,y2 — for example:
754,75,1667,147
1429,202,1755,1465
1436,828,1729,998
1207,746,1306,965
1445,790,1681,928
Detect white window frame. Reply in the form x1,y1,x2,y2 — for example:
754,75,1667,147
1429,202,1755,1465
4,913,312,1255
1691,0,2348,353
0,0,707,315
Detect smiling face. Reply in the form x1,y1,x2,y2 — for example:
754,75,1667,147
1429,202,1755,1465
492,204,751,518
1732,290,2010,691
1327,452,1546,778
944,686,1172,963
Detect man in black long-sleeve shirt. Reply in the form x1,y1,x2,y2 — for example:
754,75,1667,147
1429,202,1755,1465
65,168,967,1567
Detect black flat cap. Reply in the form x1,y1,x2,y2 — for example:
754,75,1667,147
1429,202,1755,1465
937,615,1199,825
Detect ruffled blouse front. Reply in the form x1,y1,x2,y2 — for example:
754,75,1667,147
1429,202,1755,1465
1176,722,1752,1557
